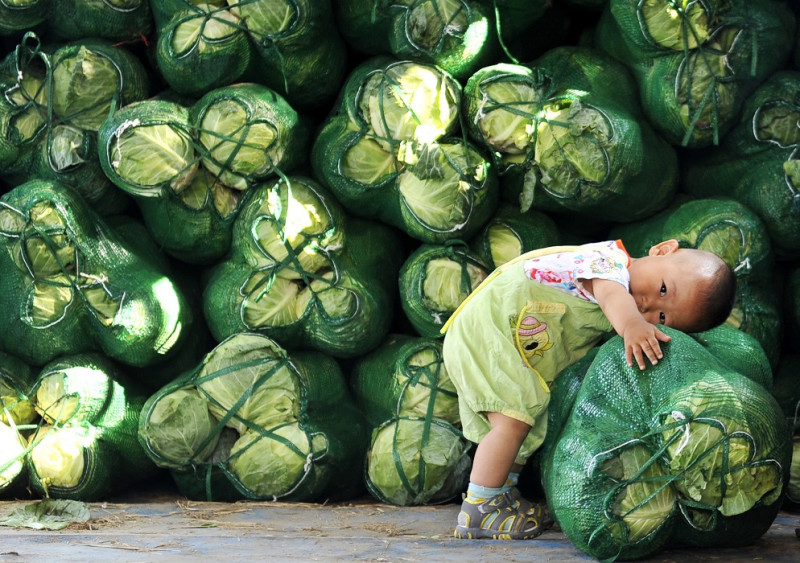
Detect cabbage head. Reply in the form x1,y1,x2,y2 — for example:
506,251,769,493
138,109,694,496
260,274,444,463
28,425,87,489
396,346,460,424
0,423,26,489
641,0,710,50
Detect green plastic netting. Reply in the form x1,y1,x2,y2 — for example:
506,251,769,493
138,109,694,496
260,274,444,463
335,0,498,80
398,241,489,338
0,179,194,368
540,326,790,561
350,333,470,505
611,196,781,366
0,350,35,498
468,202,560,270
770,354,800,512
23,353,158,501
151,0,347,110
594,0,796,148
138,332,369,502
203,175,403,359
683,70,800,258
0,33,150,215
462,46,678,222
311,56,499,244
97,82,309,264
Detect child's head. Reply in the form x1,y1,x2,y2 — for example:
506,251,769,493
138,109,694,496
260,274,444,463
627,239,736,333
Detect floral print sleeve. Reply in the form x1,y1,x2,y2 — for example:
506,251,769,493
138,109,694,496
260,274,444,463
522,240,631,303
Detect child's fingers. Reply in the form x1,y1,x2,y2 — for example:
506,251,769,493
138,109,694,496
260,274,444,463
655,329,672,343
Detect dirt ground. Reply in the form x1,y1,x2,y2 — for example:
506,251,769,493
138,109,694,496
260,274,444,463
0,482,798,562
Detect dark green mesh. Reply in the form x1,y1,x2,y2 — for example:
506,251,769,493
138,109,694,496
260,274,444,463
25,353,158,501
203,175,403,359
771,354,800,511
462,46,678,222
611,197,780,366
311,56,499,244
97,83,309,264
335,0,498,80
152,0,347,110
398,241,489,338
594,0,796,148
0,179,195,368
784,265,800,353
138,332,369,502
469,202,560,270
0,33,150,215
541,327,790,561
0,350,35,498
45,0,152,42
350,334,470,505
0,0,47,36
683,71,800,258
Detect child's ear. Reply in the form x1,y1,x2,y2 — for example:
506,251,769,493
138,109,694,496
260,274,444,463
648,239,680,256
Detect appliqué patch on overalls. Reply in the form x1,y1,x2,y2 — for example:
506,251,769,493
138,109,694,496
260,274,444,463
510,301,565,370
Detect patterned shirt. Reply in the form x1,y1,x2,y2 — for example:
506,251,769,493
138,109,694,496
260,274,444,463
522,240,631,303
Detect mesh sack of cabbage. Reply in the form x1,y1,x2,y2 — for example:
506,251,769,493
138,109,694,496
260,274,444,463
539,325,790,561
462,46,678,223
335,0,498,81
683,71,800,258
203,175,403,359
97,82,309,264
770,354,800,512
311,56,499,244
41,0,152,42
23,353,159,501
151,0,347,110
138,332,369,502
0,350,36,498
594,0,796,148
0,0,47,35
350,334,470,506
611,196,781,367
0,33,150,215
0,179,194,368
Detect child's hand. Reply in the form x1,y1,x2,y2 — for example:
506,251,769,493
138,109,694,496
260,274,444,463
621,320,672,370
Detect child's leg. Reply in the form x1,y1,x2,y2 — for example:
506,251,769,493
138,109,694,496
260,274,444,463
455,412,551,540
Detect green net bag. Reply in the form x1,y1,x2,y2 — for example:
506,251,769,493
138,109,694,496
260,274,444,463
784,265,800,353
237,0,348,111
611,196,781,366
683,70,800,258
97,82,308,264
138,332,369,502
0,0,47,36
770,354,800,512
45,0,152,42
0,178,194,368
469,202,560,270
203,175,403,358
0,350,35,498
398,241,489,338
335,0,498,81
594,0,796,148
312,56,499,244
462,46,678,222
26,353,158,501
350,333,470,505
0,33,150,215
541,327,790,561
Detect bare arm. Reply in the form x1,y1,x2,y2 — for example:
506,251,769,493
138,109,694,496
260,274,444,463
582,278,671,370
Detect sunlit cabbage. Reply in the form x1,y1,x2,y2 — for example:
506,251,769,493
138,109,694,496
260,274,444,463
641,0,710,50
28,425,87,490
0,380,36,426
0,423,27,492
137,387,220,468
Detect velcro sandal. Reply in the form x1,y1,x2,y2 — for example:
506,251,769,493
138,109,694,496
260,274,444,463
454,488,553,540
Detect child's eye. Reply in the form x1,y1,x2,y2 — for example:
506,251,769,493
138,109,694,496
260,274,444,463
660,283,667,296
659,312,666,323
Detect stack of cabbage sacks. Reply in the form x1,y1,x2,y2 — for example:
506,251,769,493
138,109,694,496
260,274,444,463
138,332,369,502
98,82,308,264
311,56,499,244
350,334,470,506
540,325,791,561
0,33,150,215
203,175,403,359
0,350,36,498
0,179,194,369
462,45,678,223
24,353,158,501
594,0,796,148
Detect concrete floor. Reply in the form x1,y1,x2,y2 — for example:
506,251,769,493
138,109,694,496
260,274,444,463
0,493,798,562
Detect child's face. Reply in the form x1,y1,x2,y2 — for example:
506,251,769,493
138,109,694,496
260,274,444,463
628,249,712,332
